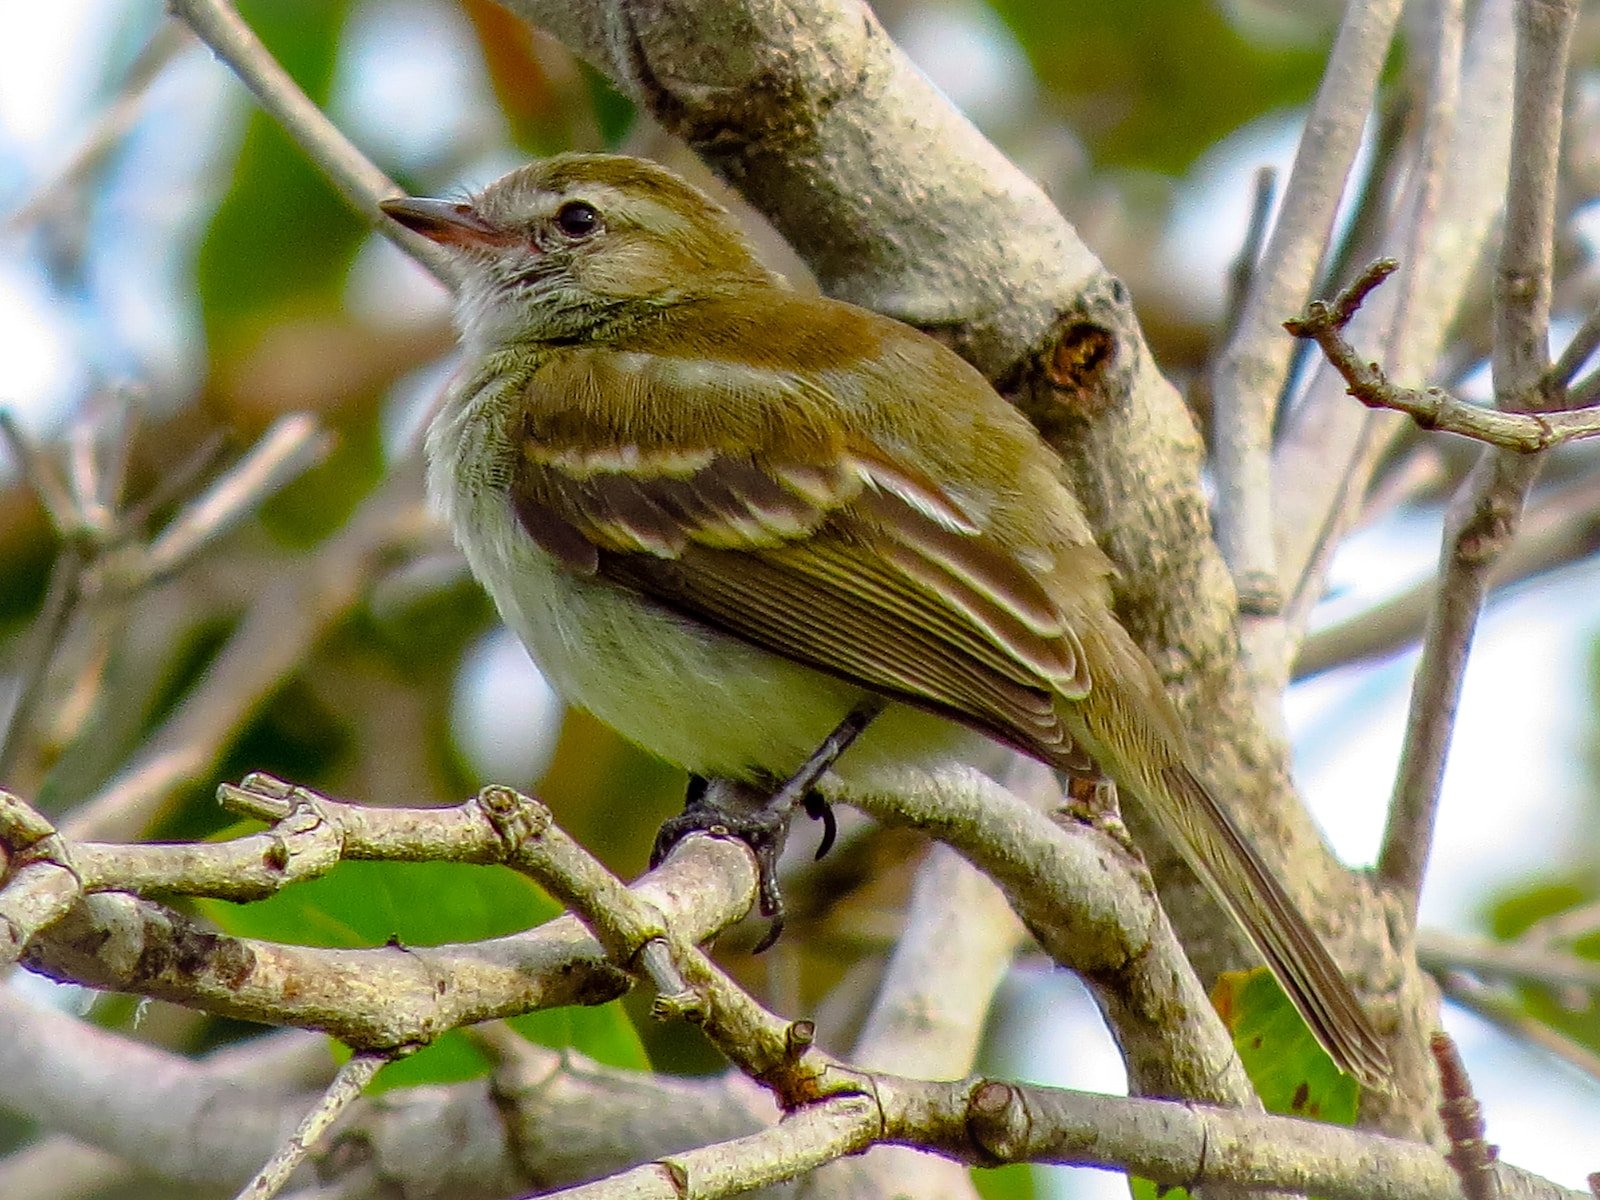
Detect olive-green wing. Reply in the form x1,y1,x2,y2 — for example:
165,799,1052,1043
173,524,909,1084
510,350,1091,761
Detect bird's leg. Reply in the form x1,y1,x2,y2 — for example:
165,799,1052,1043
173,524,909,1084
649,695,889,952
766,693,888,861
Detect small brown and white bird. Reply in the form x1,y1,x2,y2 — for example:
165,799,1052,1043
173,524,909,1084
381,153,1389,1086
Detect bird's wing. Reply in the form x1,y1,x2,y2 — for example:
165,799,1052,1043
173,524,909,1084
511,344,1093,762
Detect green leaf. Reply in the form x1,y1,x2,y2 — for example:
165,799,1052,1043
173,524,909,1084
974,1162,1039,1200
1212,968,1359,1124
200,856,559,949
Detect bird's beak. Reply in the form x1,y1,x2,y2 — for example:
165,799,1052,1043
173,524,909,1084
379,196,515,248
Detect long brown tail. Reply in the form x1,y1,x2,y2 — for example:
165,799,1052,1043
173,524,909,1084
1151,762,1391,1088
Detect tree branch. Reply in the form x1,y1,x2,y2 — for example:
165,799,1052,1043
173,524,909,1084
1286,266,1600,452
1377,0,1580,920
1210,0,1404,635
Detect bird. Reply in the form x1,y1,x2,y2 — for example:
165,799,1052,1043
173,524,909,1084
379,152,1390,1087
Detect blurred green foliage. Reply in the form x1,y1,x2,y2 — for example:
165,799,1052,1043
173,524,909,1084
988,0,1324,173
197,0,365,349
1484,878,1600,1059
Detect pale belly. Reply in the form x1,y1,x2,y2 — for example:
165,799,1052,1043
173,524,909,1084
455,490,990,792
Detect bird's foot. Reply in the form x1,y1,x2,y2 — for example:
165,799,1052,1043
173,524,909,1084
650,698,887,952
651,775,798,951
1060,773,1137,856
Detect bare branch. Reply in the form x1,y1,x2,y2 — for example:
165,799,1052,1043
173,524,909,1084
234,1052,389,1200
545,1071,1582,1200
837,763,1259,1105
1286,270,1600,451
1295,465,1600,676
1431,1031,1502,1200
16,802,759,1048
130,414,331,587
812,842,1022,1197
0,410,79,536
0,546,84,779
5,23,192,230
1272,0,1513,645
1440,974,1600,1085
1547,304,1600,388
1378,0,1581,918
1416,929,1600,992
1210,0,1404,635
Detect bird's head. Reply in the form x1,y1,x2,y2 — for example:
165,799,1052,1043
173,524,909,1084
381,154,776,348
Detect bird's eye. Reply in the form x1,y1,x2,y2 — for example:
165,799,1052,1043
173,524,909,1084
554,200,601,239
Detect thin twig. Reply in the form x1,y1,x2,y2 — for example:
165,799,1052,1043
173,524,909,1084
1271,0,1510,659
1548,305,1600,389
1377,0,1580,920
1295,464,1600,676
0,411,78,534
0,547,84,779
1440,974,1600,1085
1431,1031,1502,1200
165,0,457,285
232,1051,389,1200
1280,0,1464,645
132,413,331,586
1221,167,1279,344
1285,280,1600,451
119,429,228,531
1417,929,1600,993
65,406,117,542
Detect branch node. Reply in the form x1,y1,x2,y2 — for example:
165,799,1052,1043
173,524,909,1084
640,938,703,1021
220,773,299,821
476,784,553,852
0,790,60,852
967,1080,1029,1162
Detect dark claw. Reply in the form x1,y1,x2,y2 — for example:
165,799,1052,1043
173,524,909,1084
650,780,791,951
803,791,837,860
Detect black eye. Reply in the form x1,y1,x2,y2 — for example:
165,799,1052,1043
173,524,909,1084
554,200,601,239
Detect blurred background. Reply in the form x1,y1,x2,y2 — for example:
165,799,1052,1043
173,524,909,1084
2,0,1599,1195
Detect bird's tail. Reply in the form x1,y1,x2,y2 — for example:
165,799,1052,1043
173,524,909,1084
1151,762,1391,1089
